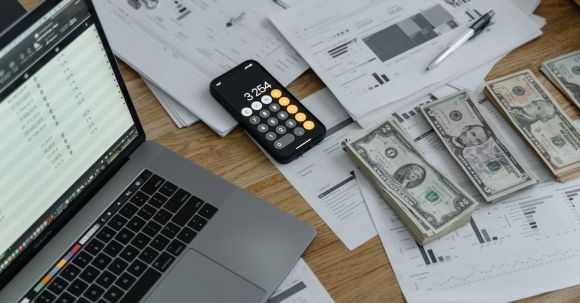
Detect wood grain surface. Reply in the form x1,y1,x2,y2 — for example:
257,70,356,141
15,0,580,302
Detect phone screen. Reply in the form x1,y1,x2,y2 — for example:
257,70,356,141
212,62,279,107
211,61,325,163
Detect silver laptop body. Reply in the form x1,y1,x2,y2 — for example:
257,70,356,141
0,1,315,302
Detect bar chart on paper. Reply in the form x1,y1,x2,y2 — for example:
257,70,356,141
376,180,580,300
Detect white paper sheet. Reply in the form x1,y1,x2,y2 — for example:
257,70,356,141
272,89,377,250
144,79,199,128
270,0,542,123
93,0,308,136
269,259,335,303
357,91,580,303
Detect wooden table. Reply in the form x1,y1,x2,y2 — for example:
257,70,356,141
16,0,580,301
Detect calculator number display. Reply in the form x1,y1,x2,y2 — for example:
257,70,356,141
243,81,272,101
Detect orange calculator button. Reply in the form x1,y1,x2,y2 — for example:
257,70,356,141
304,121,315,130
287,105,298,114
295,113,306,122
271,89,282,99
279,97,290,106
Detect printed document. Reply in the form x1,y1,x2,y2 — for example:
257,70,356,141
357,92,580,302
272,89,377,250
270,0,542,123
93,0,308,136
269,259,335,303
144,79,199,128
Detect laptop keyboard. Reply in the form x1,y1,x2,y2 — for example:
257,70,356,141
21,170,218,303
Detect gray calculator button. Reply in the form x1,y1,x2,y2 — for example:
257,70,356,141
241,107,252,117
249,116,260,125
257,124,268,133
265,132,277,141
285,119,297,128
277,111,288,120
275,125,287,135
274,134,295,150
259,110,270,119
267,117,278,126
261,95,273,104
251,101,262,110
294,127,305,137
269,104,281,112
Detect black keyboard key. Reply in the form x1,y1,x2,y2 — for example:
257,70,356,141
79,265,100,283
108,258,129,275
153,209,172,225
148,193,168,208
95,226,116,243
199,203,218,219
119,203,139,219
119,268,161,303
172,200,199,226
120,245,140,263
72,251,93,268
166,239,186,256
84,284,105,301
85,239,105,256
130,191,150,207
163,189,191,213
189,196,205,212
115,228,135,245
127,259,147,277
104,285,125,303
138,246,160,263
137,204,156,220
141,174,165,195
161,222,180,239
92,253,112,271
152,252,175,272
77,297,91,303
159,181,178,197
126,216,146,233
37,291,57,303
115,272,136,290
47,277,69,295
96,270,116,289
68,279,88,296
55,292,75,303
142,221,162,238
177,227,197,244
108,215,127,231
188,215,208,232
61,264,81,281
137,170,153,183
131,233,151,250
150,235,170,251
104,240,124,257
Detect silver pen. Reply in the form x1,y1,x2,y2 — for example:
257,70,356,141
426,10,495,71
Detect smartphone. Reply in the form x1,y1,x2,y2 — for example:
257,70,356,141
210,60,326,164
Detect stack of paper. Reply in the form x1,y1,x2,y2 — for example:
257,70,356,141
270,0,544,128
92,0,309,135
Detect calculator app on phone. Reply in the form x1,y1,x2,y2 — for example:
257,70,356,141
210,60,326,163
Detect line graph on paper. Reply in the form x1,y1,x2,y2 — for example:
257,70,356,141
384,180,580,294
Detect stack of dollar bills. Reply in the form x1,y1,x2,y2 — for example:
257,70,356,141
343,120,478,244
540,50,580,109
485,69,580,182
421,91,538,202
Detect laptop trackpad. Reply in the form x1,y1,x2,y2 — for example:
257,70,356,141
144,249,265,303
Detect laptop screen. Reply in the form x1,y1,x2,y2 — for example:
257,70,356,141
0,0,139,275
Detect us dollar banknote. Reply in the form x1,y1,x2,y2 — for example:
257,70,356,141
421,91,537,202
485,69,580,181
541,50,580,109
343,119,478,242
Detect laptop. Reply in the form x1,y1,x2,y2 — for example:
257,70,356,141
0,0,316,302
